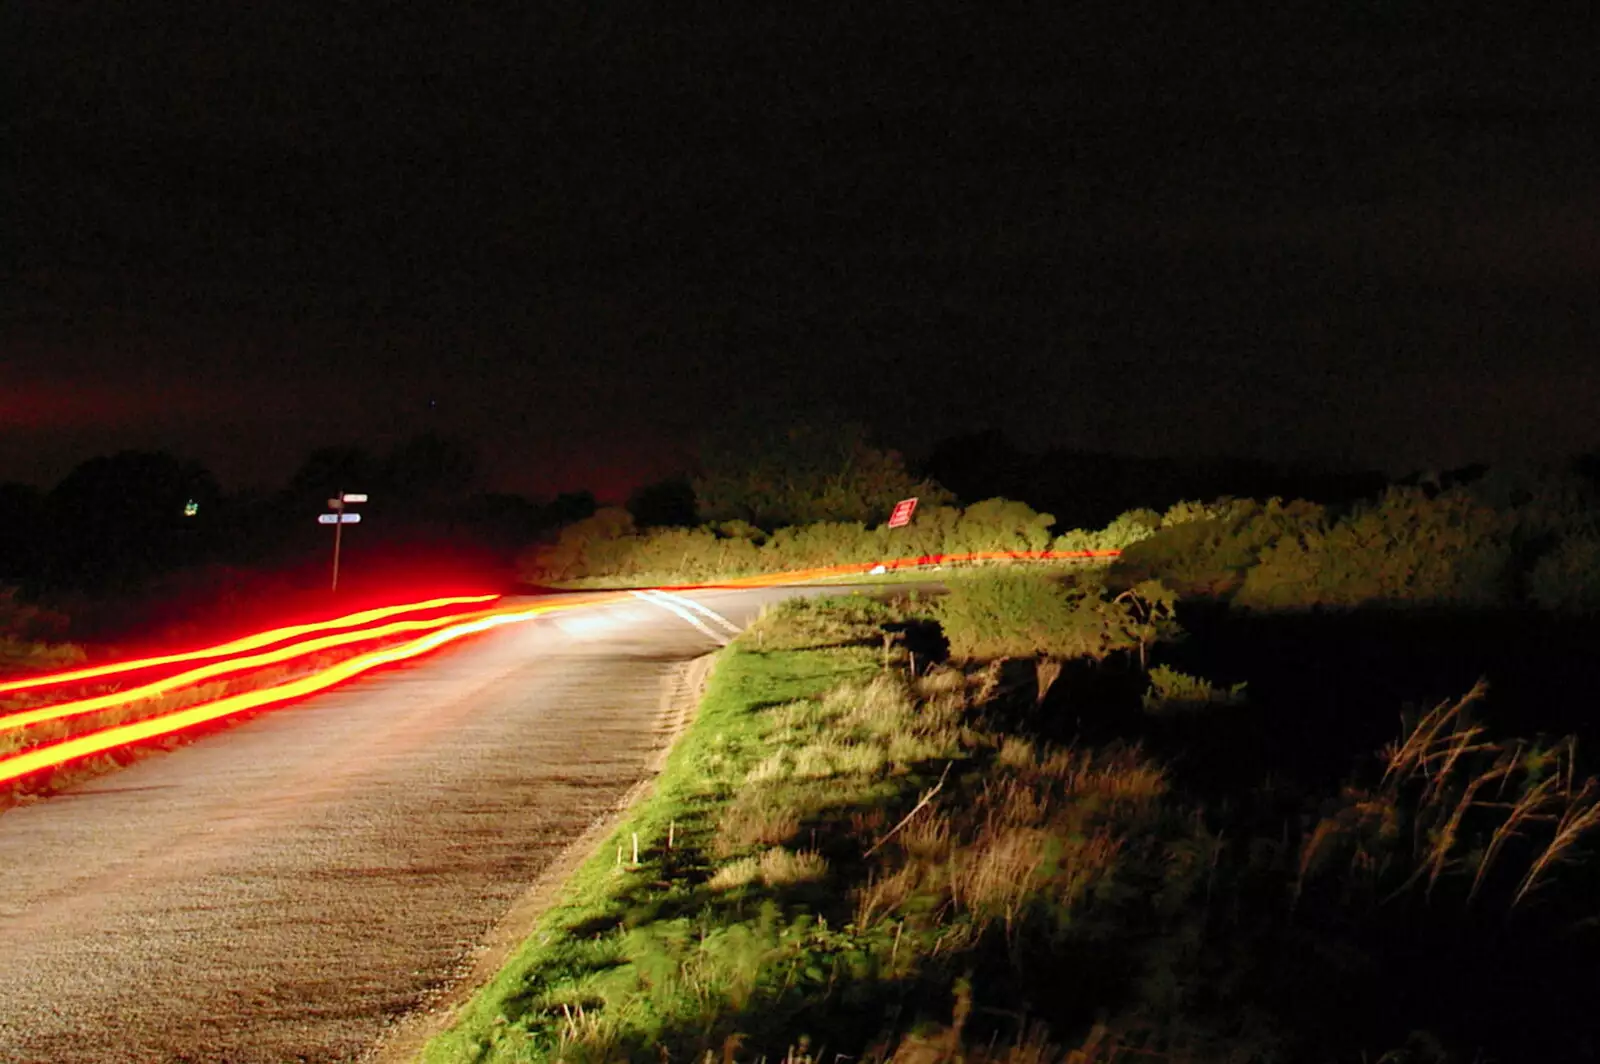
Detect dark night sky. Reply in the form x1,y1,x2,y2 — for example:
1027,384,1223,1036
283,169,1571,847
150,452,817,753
4,6,1596,499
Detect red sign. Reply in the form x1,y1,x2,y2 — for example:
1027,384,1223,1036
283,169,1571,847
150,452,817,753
887,497,918,528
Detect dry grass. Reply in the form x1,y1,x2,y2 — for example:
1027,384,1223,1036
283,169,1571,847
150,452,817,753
854,862,923,929
792,739,889,779
850,743,1148,939
1295,681,1600,909
715,790,804,858
710,848,829,891
913,666,968,699
953,825,1050,924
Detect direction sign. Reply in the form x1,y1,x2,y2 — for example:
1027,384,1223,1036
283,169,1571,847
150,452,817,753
341,493,368,503
318,513,362,524
887,497,918,528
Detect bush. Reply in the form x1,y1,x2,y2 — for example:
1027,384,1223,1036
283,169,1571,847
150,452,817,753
1112,497,1326,600
0,587,83,675
1141,665,1247,716
1528,534,1600,613
1235,487,1513,611
521,507,637,582
932,570,1170,662
1051,506,1163,554
517,497,1128,584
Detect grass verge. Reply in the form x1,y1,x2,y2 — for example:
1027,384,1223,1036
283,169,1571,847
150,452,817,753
420,594,1171,1062
422,590,1600,1063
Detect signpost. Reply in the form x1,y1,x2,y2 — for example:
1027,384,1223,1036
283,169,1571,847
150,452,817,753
323,492,368,591
887,497,918,529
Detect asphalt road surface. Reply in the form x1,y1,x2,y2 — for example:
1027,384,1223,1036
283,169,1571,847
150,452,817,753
0,586,805,1064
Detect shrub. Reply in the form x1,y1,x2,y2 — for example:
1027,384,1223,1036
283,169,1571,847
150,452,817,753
520,507,637,582
0,587,84,675
950,498,1056,554
933,570,1169,662
1141,665,1247,715
1112,498,1326,600
1527,534,1600,613
0,636,85,675
1235,487,1513,610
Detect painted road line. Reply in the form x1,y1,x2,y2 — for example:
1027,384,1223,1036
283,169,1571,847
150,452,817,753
637,589,742,636
629,591,731,646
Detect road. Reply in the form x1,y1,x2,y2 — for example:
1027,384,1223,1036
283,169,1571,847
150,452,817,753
0,586,795,1064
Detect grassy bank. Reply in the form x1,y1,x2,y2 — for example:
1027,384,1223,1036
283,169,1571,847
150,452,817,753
422,580,1600,1063
421,595,1178,1061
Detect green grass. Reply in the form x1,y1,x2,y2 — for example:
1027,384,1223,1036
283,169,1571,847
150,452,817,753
419,596,1169,1062
421,602,888,1062
420,592,1600,1063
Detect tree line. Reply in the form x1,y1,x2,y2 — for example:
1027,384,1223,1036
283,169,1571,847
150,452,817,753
8,420,1600,649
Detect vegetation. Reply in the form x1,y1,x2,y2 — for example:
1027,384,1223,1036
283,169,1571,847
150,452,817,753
519,500,1142,586
0,587,83,676
1140,665,1246,716
930,569,1175,664
1111,465,1600,613
426,586,1600,1062
692,421,952,528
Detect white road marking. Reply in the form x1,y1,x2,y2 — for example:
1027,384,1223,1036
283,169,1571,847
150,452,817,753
637,589,743,635
629,591,731,645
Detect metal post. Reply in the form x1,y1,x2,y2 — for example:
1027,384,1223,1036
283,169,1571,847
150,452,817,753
331,494,344,592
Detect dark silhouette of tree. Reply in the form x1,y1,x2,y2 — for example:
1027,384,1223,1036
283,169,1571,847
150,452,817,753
627,476,697,528
693,421,951,529
0,483,46,586
542,490,597,529
45,450,222,591
284,445,382,506
382,432,478,505
919,429,1033,505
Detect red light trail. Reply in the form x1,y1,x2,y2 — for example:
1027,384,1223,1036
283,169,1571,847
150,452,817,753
0,554,1121,789
0,606,499,736
0,605,559,786
0,594,501,696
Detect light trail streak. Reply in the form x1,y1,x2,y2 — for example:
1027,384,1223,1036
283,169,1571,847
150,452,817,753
0,594,501,696
0,559,1122,789
0,606,500,735
0,605,558,786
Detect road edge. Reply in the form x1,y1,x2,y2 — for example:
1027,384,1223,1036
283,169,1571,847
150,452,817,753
360,649,722,1064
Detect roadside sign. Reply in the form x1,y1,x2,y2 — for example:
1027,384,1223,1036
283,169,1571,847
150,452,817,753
318,513,362,524
341,493,368,503
327,498,344,508
887,497,918,528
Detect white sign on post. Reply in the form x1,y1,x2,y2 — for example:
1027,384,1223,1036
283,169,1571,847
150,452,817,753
341,493,368,503
318,513,362,524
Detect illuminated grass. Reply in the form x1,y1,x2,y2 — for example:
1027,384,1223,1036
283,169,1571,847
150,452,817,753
421,596,1163,1062
421,621,884,1062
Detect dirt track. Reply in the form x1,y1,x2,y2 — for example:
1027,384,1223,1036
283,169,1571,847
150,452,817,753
0,589,769,1064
